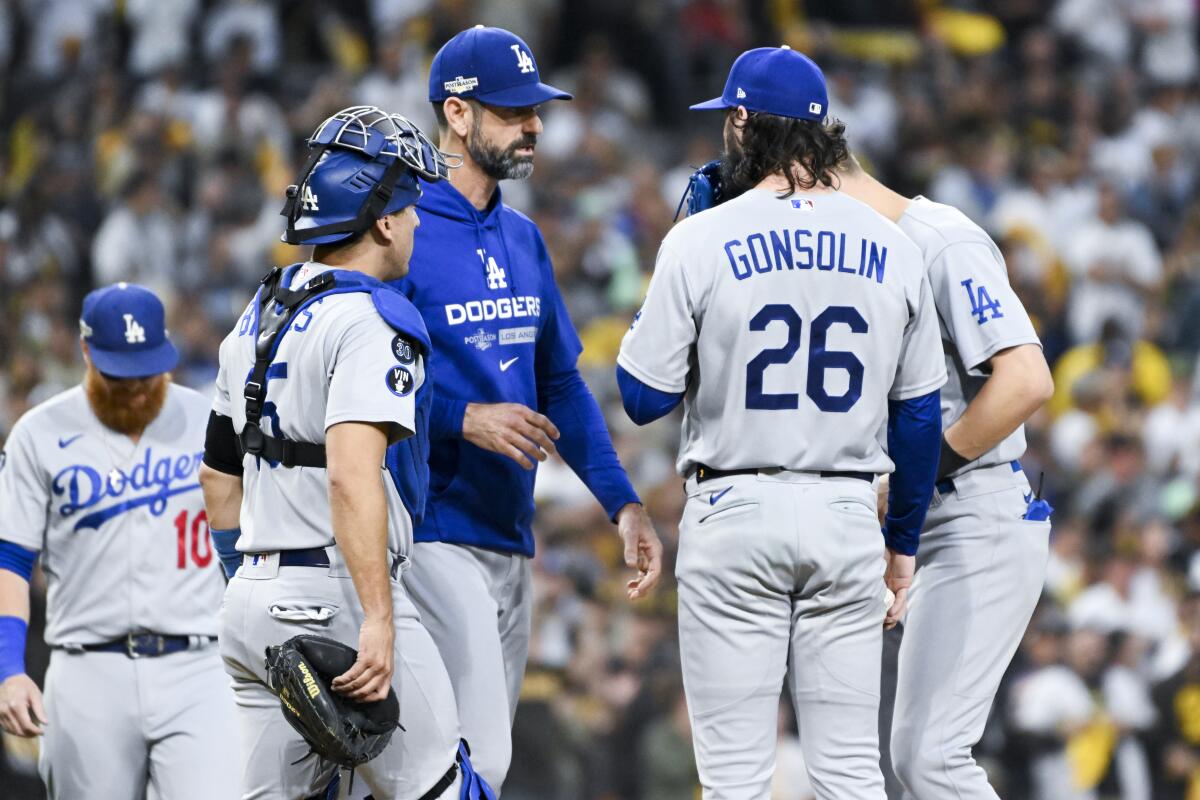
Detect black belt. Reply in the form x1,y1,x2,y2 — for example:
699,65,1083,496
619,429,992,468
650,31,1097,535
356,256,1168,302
693,464,873,484
935,460,1022,496
61,633,215,658
277,547,332,568
257,546,403,578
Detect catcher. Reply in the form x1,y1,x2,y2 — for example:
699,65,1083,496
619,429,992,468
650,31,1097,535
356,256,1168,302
199,105,493,799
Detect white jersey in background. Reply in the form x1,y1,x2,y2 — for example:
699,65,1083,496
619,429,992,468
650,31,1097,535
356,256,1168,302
619,187,946,475
0,383,221,644
212,261,426,556
898,197,1041,471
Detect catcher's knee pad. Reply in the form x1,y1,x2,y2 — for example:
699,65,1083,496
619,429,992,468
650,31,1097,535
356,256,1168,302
455,740,496,800
411,740,495,800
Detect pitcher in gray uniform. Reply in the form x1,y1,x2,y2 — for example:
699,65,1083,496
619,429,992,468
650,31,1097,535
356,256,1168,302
839,157,1055,800
200,106,494,799
617,48,946,800
0,283,237,799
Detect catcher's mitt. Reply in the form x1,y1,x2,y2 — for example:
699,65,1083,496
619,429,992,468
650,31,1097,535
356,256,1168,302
265,634,399,769
674,159,725,220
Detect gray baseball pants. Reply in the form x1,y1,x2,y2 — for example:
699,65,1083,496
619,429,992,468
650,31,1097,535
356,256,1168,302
218,553,463,800
889,464,1050,800
403,541,532,794
39,643,238,799
677,470,890,800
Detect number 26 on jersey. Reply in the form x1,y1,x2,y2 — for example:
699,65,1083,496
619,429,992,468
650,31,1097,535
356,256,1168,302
746,304,868,413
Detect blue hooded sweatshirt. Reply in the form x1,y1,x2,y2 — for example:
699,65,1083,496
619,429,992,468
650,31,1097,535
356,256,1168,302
390,178,639,556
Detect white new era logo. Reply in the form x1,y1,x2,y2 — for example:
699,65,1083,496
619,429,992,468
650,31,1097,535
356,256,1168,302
736,87,746,99
123,313,146,344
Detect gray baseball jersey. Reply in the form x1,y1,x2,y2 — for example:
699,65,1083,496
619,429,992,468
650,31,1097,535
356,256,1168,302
884,197,1050,800
0,383,222,644
623,186,945,799
214,261,466,799
0,382,239,800
212,261,425,555
619,188,946,476
897,197,1041,474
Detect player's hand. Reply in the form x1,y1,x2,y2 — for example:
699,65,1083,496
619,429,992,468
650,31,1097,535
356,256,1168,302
616,503,663,600
883,548,915,630
332,617,395,703
463,402,559,470
0,674,47,737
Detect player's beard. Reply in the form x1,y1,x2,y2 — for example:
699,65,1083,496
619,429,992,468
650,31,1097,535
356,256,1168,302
468,117,536,181
719,123,753,201
84,367,169,436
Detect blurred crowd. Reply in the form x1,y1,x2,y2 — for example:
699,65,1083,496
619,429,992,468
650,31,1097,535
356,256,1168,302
1,1,1200,798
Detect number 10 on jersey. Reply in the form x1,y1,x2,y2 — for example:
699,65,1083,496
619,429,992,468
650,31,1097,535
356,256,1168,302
175,509,213,569
746,304,868,412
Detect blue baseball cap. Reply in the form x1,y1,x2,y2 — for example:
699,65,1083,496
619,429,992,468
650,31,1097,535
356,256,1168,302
80,283,179,379
690,46,829,122
428,25,572,107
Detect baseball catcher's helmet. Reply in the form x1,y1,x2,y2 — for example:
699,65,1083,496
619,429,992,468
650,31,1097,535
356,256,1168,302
281,105,454,245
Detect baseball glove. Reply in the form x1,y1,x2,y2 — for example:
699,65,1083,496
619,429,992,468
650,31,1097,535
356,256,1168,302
265,634,399,769
674,159,725,220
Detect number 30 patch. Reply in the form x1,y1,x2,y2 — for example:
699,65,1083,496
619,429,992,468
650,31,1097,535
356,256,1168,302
385,365,414,397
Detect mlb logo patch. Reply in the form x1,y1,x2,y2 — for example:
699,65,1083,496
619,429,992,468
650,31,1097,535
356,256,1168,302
790,198,815,211
809,102,822,115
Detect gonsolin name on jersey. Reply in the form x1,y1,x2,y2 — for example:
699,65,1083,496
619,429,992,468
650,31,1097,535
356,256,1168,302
724,229,888,284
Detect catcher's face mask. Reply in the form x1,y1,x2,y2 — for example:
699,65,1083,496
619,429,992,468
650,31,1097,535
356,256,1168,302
281,105,457,246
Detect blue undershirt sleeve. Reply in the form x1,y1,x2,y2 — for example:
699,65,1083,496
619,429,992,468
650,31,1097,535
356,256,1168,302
0,540,35,682
427,393,468,440
0,540,37,582
616,364,684,425
883,389,942,556
538,368,641,521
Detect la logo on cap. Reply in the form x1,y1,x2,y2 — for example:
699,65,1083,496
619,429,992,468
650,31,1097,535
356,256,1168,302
511,44,534,74
123,314,146,344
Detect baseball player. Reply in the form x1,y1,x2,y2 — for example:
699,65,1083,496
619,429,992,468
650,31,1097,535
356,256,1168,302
617,47,947,799
0,283,238,799
390,26,663,792
199,106,492,799
837,158,1055,800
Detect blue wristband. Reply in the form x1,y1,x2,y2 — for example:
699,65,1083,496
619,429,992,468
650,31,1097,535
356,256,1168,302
0,616,28,682
210,527,242,579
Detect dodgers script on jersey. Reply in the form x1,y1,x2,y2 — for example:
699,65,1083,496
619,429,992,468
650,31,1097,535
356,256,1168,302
213,261,425,555
0,384,221,644
619,188,946,475
898,197,1041,474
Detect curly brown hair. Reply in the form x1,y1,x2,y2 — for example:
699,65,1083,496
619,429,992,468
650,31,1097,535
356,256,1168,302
720,111,851,199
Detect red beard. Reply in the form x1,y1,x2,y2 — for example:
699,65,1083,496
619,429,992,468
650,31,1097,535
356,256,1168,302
84,367,168,436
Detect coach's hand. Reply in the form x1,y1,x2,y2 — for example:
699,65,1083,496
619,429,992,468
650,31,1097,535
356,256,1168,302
617,503,663,600
464,402,559,469
332,617,395,703
0,673,47,737
883,548,915,630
